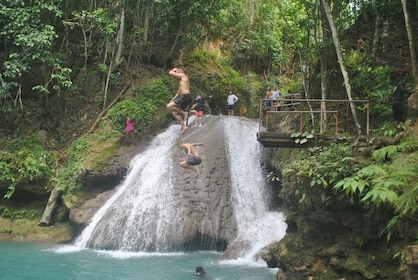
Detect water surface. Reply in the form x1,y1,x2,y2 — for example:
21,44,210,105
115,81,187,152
0,240,278,280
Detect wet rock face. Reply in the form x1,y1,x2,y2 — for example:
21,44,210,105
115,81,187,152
69,189,117,234
69,116,238,250
170,116,237,249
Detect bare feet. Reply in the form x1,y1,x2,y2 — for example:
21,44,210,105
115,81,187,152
195,168,200,177
180,126,188,135
183,173,191,180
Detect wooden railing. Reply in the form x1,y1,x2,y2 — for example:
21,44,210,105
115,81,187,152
258,98,370,136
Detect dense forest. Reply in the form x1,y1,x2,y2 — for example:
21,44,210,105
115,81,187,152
1,0,418,278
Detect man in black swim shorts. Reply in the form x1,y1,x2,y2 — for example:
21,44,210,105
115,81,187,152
167,68,192,135
177,142,203,180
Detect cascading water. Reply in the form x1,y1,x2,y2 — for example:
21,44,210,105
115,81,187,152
75,116,286,259
75,124,180,251
222,118,286,259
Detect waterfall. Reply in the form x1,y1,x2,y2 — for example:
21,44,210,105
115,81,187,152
222,117,287,259
75,116,287,258
75,124,180,251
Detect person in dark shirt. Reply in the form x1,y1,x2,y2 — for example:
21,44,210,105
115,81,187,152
191,95,212,127
392,77,412,126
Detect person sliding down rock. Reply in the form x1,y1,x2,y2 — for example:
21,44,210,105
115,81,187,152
177,142,203,180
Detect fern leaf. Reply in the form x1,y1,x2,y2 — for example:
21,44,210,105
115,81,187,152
398,139,418,153
395,182,418,215
372,145,399,161
357,165,387,178
333,176,368,195
372,177,406,190
361,187,398,206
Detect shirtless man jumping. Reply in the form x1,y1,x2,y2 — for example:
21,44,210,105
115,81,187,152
167,68,192,135
177,142,203,180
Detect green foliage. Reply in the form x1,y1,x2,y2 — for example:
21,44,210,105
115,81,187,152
283,143,357,188
345,51,394,119
333,176,368,195
1,208,37,220
0,135,56,198
372,139,418,161
0,0,65,110
331,138,418,240
354,235,365,248
107,78,172,134
51,137,89,195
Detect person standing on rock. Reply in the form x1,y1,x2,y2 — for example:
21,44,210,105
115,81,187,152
167,67,192,135
177,142,203,180
190,94,213,127
227,91,239,116
125,117,135,144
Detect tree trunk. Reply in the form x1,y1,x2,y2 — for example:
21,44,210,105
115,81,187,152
143,0,151,43
401,0,418,84
321,0,362,134
114,6,125,67
372,13,381,61
320,2,330,133
39,188,61,226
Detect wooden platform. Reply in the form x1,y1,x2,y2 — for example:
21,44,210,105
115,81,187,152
257,132,341,148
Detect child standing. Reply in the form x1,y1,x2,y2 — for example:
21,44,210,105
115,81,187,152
125,117,135,144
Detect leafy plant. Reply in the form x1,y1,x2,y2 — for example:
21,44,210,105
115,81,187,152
0,0,65,110
283,143,357,188
354,235,365,248
107,78,174,138
51,137,89,195
0,135,56,198
1,208,37,220
332,138,418,240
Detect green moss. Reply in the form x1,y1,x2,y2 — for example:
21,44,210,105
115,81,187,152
0,217,72,242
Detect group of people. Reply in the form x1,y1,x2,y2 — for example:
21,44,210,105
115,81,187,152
168,67,240,127
166,67,214,180
265,86,281,108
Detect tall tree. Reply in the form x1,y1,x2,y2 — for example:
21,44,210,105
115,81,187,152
321,0,361,134
400,0,418,84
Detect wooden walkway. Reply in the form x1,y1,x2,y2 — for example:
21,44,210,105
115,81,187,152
257,98,370,148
